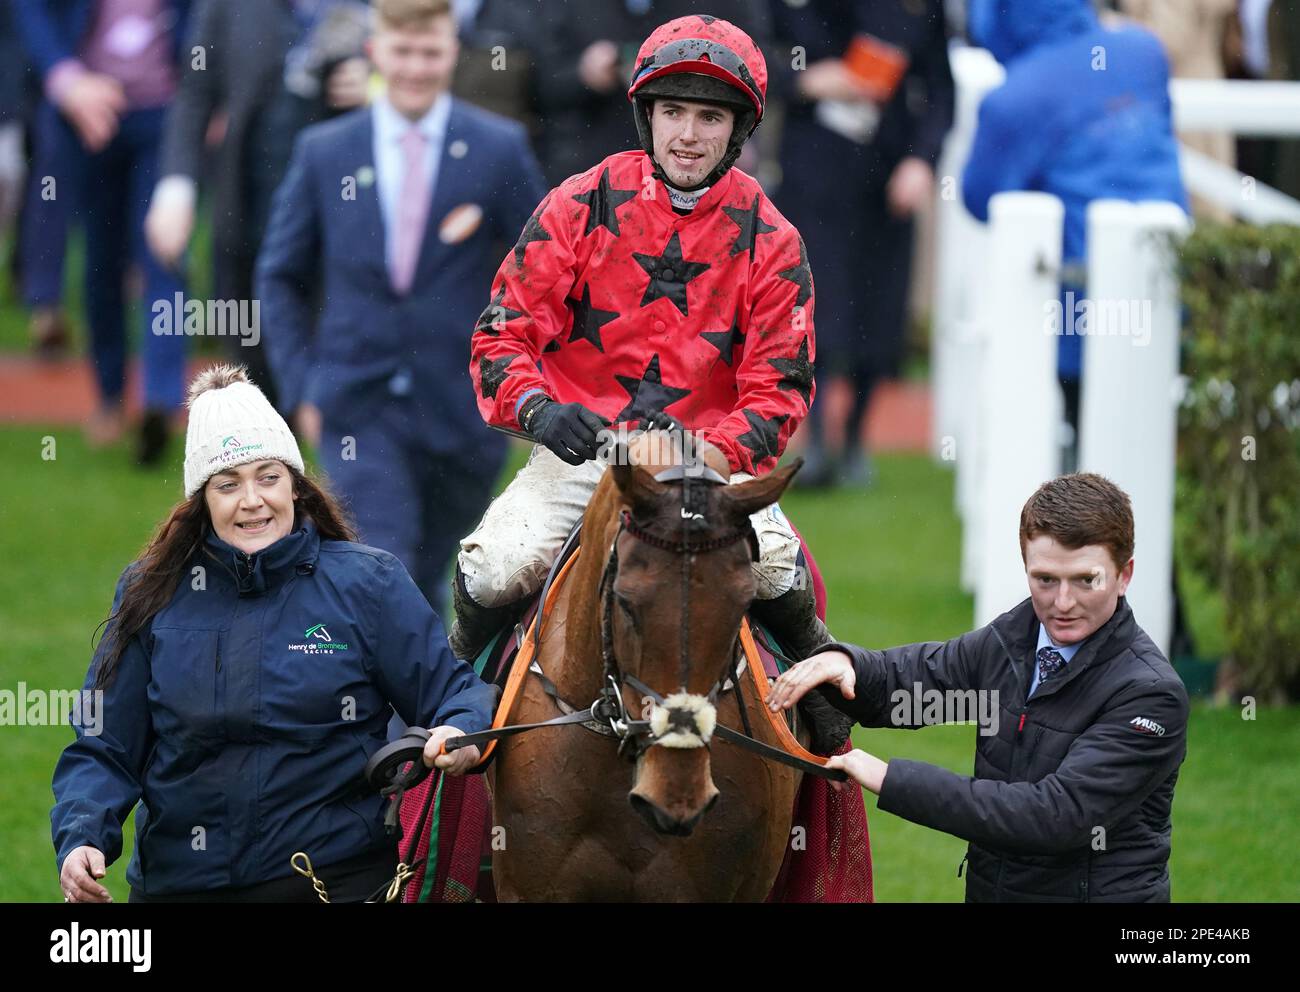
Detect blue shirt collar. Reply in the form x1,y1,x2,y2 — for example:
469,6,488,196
1036,622,1083,663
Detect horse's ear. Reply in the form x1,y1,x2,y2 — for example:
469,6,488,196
720,458,802,518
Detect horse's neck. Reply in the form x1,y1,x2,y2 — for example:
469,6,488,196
545,499,615,708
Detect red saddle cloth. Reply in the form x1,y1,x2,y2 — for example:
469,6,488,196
398,524,873,903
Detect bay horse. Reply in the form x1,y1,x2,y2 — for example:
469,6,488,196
487,431,809,901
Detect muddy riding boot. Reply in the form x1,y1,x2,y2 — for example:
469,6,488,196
750,583,833,664
448,567,525,663
750,584,854,755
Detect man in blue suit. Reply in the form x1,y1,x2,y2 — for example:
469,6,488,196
257,0,546,611
961,0,1187,462
13,0,193,463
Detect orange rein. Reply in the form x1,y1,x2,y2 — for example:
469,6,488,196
477,547,582,765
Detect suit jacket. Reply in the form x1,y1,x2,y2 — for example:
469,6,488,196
159,0,358,265
255,97,547,457
13,0,193,80
0,1,33,123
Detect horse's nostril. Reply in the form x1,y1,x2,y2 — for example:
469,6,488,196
628,792,708,837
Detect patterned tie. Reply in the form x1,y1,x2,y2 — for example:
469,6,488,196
1036,646,1067,684
391,127,432,295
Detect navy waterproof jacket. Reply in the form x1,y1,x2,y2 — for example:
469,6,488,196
51,518,495,896
821,597,1188,902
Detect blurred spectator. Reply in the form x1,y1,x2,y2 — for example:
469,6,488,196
447,0,540,127
529,0,772,186
14,0,194,463
769,0,954,489
1231,0,1300,201
1118,0,1238,221
961,0,1187,470
145,0,371,412
0,1,27,229
2,0,75,361
256,0,546,611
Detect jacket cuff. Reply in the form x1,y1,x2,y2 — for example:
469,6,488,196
515,389,549,430
151,174,198,211
46,59,87,106
876,756,930,822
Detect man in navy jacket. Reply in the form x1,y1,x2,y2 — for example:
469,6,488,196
257,0,546,610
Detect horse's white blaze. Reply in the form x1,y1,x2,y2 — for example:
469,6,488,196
650,693,717,748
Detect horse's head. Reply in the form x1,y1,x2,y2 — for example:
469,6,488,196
600,431,799,836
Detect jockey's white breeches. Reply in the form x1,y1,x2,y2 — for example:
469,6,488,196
458,445,803,608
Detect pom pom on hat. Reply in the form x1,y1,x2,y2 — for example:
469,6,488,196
183,364,304,498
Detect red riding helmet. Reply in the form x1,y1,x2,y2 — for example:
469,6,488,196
627,14,768,189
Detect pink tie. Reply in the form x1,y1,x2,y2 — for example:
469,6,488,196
391,127,432,295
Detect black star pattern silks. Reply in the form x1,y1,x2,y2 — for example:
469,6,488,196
701,310,746,367
566,284,621,353
479,354,517,400
777,238,813,309
474,286,524,336
613,353,692,423
722,194,777,258
767,336,814,407
633,232,711,316
571,167,638,237
737,408,789,463
512,202,552,268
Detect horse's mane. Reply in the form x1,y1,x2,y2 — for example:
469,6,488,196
583,430,732,538
624,430,731,479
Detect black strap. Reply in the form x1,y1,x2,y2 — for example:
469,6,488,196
713,724,847,781
447,708,612,750
731,664,755,741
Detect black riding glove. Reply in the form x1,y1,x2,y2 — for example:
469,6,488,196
638,411,685,433
520,394,610,465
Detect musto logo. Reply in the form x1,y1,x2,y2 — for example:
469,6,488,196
1129,716,1166,736
290,623,350,654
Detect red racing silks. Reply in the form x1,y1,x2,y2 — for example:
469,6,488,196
469,150,816,476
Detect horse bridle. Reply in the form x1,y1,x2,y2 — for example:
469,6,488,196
595,460,759,761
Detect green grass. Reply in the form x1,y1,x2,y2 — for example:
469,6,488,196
0,216,217,356
0,429,1295,901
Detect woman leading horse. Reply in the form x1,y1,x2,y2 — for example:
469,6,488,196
52,365,494,903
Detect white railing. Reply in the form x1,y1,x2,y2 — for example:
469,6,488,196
971,193,1063,628
1078,201,1190,656
931,46,1300,653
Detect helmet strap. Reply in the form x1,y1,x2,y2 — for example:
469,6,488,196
635,98,757,191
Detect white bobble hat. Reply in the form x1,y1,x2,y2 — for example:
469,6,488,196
183,364,305,498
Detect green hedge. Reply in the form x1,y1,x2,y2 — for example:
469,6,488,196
1176,223,1300,702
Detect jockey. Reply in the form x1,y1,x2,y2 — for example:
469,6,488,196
455,14,836,701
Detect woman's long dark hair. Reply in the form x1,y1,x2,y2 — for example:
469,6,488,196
92,465,357,690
